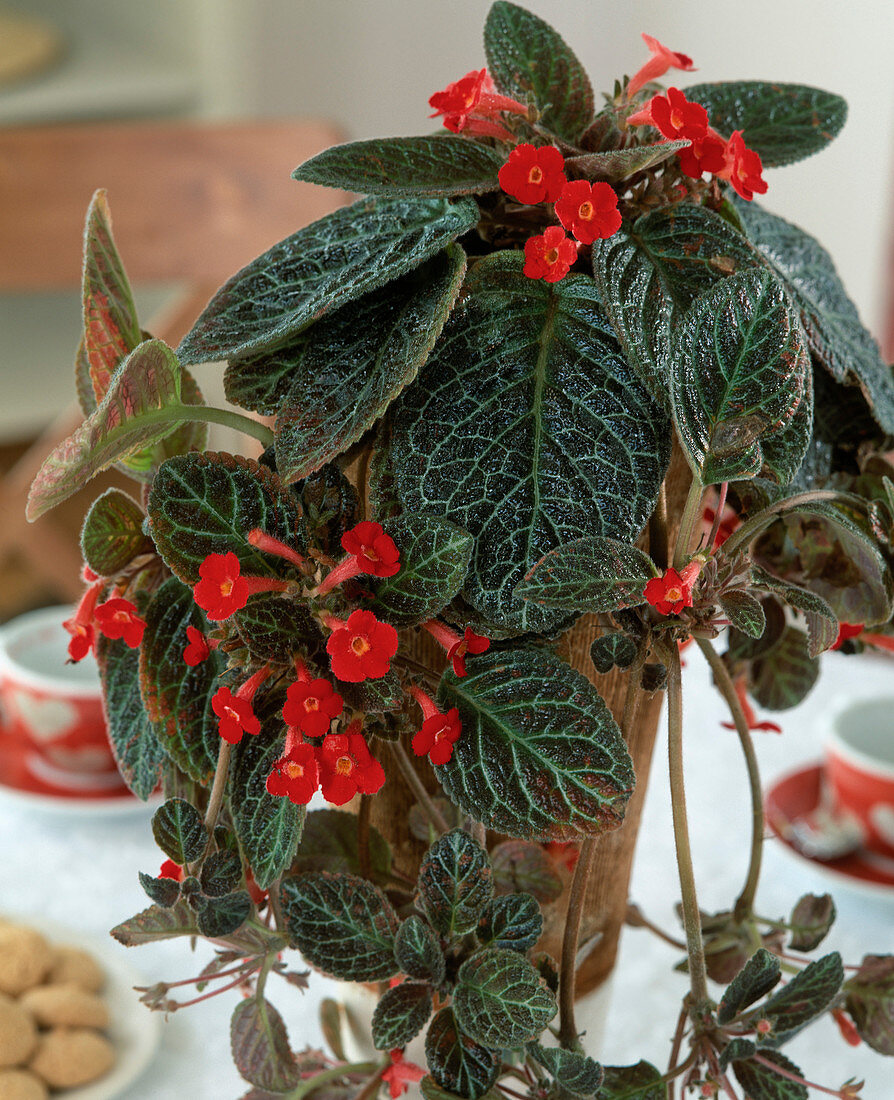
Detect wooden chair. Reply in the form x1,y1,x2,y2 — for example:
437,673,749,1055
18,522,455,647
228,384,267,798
0,119,345,601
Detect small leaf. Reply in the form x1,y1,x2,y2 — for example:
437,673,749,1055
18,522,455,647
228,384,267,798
280,872,400,981
178,195,479,363
293,135,505,196
477,893,542,952
152,798,207,864
731,1050,808,1100
194,890,252,938
293,463,361,557
490,840,563,904
750,567,838,657
233,596,321,664
418,828,494,938
758,951,844,1039
528,1044,603,1098
517,536,657,613
138,871,180,908
231,997,298,1092
718,948,782,1024
719,591,766,639
597,1061,667,1100
111,900,198,946
718,1038,756,1073
289,808,392,882
371,981,433,1050
81,489,152,576
844,954,894,1054
565,141,690,183
200,850,242,898
425,1007,500,1099
589,633,639,675
453,947,557,1048
394,916,446,985
750,626,819,711
788,893,836,952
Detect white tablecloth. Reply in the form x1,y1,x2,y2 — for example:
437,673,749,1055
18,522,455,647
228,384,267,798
1,646,891,1098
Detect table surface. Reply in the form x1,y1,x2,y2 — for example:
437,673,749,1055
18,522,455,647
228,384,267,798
1,644,891,1098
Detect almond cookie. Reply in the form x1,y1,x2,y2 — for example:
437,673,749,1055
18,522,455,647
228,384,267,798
47,945,104,993
0,1069,49,1100
20,983,109,1029
29,1028,115,1089
0,926,50,995
0,994,37,1067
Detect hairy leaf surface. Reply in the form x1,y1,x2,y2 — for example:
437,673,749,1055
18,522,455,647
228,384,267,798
425,1007,500,1099
750,626,819,711
453,947,556,1048
395,916,446,985
230,997,298,1092
81,489,152,577
477,893,542,952
152,797,207,864
528,1045,603,1098
371,982,433,1050
565,141,690,183
517,536,657,612
418,829,493,937
718,949,781,1024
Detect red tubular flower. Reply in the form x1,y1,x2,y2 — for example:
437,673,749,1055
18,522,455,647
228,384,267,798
316,521,401,596
831,622,864,650
318,726,386,805
63,580,104,662
862,631,894,653
382,1049,426,1099
677,131,727,179
266,735,320,805
159,859,183,882
429,68,527,137
720,680,782,735
421,620,490,678
94,597,146,649
643,562,701,616
832,1007,862,1047
716,131,768,201
410,686,461,766
192,552,289,621
626,33,696,100
183,625,212,666
627,87,708,138
211,665,270,745
282,666,344,737
326,609,399,683
554,180,622,244
498,144,567,204
544,841,580,873
523,226,578,283
247,528,306,569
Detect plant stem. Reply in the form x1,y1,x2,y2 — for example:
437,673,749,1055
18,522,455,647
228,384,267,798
719,489,844,558
650,483,669,570
130,401,275,447
204,740,232,832
286,1063,380,1100
389,741,449,835
357,795,372,880
705,482,728,551
673,476,705,570
666,643,709,1006
696,638,764,921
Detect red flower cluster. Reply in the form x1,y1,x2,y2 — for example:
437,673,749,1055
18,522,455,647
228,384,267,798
429,68,527,140
316,521,401,597
422,620,490,678
193,552,289,621
267,725,386,806
626,33,696,100
717,130,768,201
326,609,399,683
282,664,344,737
211,666,270,744
410,686,462,765
63,583,146,662
498,144,566,204
643,562,701,616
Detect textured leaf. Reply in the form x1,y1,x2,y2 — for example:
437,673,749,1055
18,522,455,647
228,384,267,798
392,254,669,632
280,872,400,981
418,829,493,937
477,892,542,952
289,809,392,882
750,567,838,657
97,635,165,800
178,196,478,363
293,463,361,556
454,947,556,1049
517,536,657,613
490,840,563,904
436,648,633,841
138,871,180,908
368,514,473,626
719,590,766,640
293,135,505,196
684,81,847,167
735,199,894,433
194,890,252,938
529,1044,603,1098
81,488,152,576
598,1061,667,1100
750,626,819,711
231,997,298,1091
759,952,843,1038
425,1007,500,1099
371,982,433,1050
395,915,446,985
139,577,224,786
718,949,782,1024
589,633,639,675
231,723,305,890
671,269,810,485
844,954,894,1055
152,797,207,865
731,1050,808,1100
233,596,321,664
148,451,305,584
111,901,198,945
484,2,594,140
565,141,690,183
788,893,836,952
592,204,758,399
200,849,242,897
718,1038,757,1073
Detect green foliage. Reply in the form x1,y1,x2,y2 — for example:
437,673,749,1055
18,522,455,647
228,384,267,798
110,901,198,945
597,1061,667,1100
757,951,844,1041
178,196,478,363
152,798,207,865
81,488,152,576
292,463,360,556
719,591,767,639
232,596,321,664
490,840,563,904
436,648,634,840
392,254,669,632
199,849,242,897
289,809,392,883
589,633,639,675
750,626,819,711
193,890,252,938
730,1050,808,1100
517,536,657,613
418,829,494,937
371,981,433,1050
718,948,781,1024
844,954,894,1054
138,871,180,908
788,893,836,952
476,893,542,952
293,135,506,196
453,947,557,1048
683,81,847,167
425,1007,500,1099
565,141,690,183
750,567,838,657
529,1044,603,1098
280,872,400,981
484,2,594,140
230,997,298,1092
394,915,446,985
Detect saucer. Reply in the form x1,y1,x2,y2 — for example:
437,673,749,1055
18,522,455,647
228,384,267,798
765,762,894,898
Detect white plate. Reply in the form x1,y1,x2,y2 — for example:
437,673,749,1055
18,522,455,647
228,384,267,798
2,916,163,1099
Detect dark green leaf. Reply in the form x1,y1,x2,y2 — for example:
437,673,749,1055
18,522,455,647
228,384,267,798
289,808,391,882
436,648,634,841
148,451,305,584
719,590,766,640
425,1007,500,1099
293,135,505,196
293,463,361,556
233,596,321,664
529,1044,603,1098
844,954,894,1055
394,915,446,985
368,515,473,626
138,871,180,908
684,81,847,167
339,668,403,715
477,893,542,952
758,951,844,1039
280,872,400,981
718,1038,756,1073
726,596,786,662
731,1050,807,1100
231,997,298,1091
640,663,667,692
200,849,242,897
597,1061,666,1100
371,981,433,1050
81,488,152,576
454,947,556,1048
418,828,493,937
718,948,782,1024
750,626,819,711
592,204,758,399
111,900,198,945
152,797,207,864
788,893,836,952
392,254,669,632
178,196,478,363
484,2,594,140
517,536,657,613
490,840,563,904
565,141,690,183
589,633,639,675
750,567,838,657
194,890,252,938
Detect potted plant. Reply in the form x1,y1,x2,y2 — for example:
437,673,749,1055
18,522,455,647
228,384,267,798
26,3,894,1097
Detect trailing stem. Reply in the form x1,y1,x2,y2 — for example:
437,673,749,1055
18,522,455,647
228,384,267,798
204,740,232,833
389,741,450,835
719,489,846,558
672,477,705,570
139,402,275,448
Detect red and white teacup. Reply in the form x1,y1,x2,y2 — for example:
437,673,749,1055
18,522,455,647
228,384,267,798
826,697,894,858
0,605,128,799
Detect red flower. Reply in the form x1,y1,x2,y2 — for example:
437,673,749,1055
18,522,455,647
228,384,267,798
628,87,707,139
831,622,864,651
554,180,622,244
183,626,212,666
421,620,490,678
382,1049,426,1099
832,1007,862,1047
62,580,104,662
212,686,261,744
643,563,700,616
677,131,727,179
429,68,526,138
326,609,399,683
193,552,289,621
266,738,320,805
545,841,580,873
247,528,306,569
318,728,386,805
94,597,146,648
626,33,696,100
717,131,768,201
720,680,782,735
498,144,567,204
159,859,183,881
523,226,578,283
412,705,462,766
316,521,401,596
282,674,343,737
